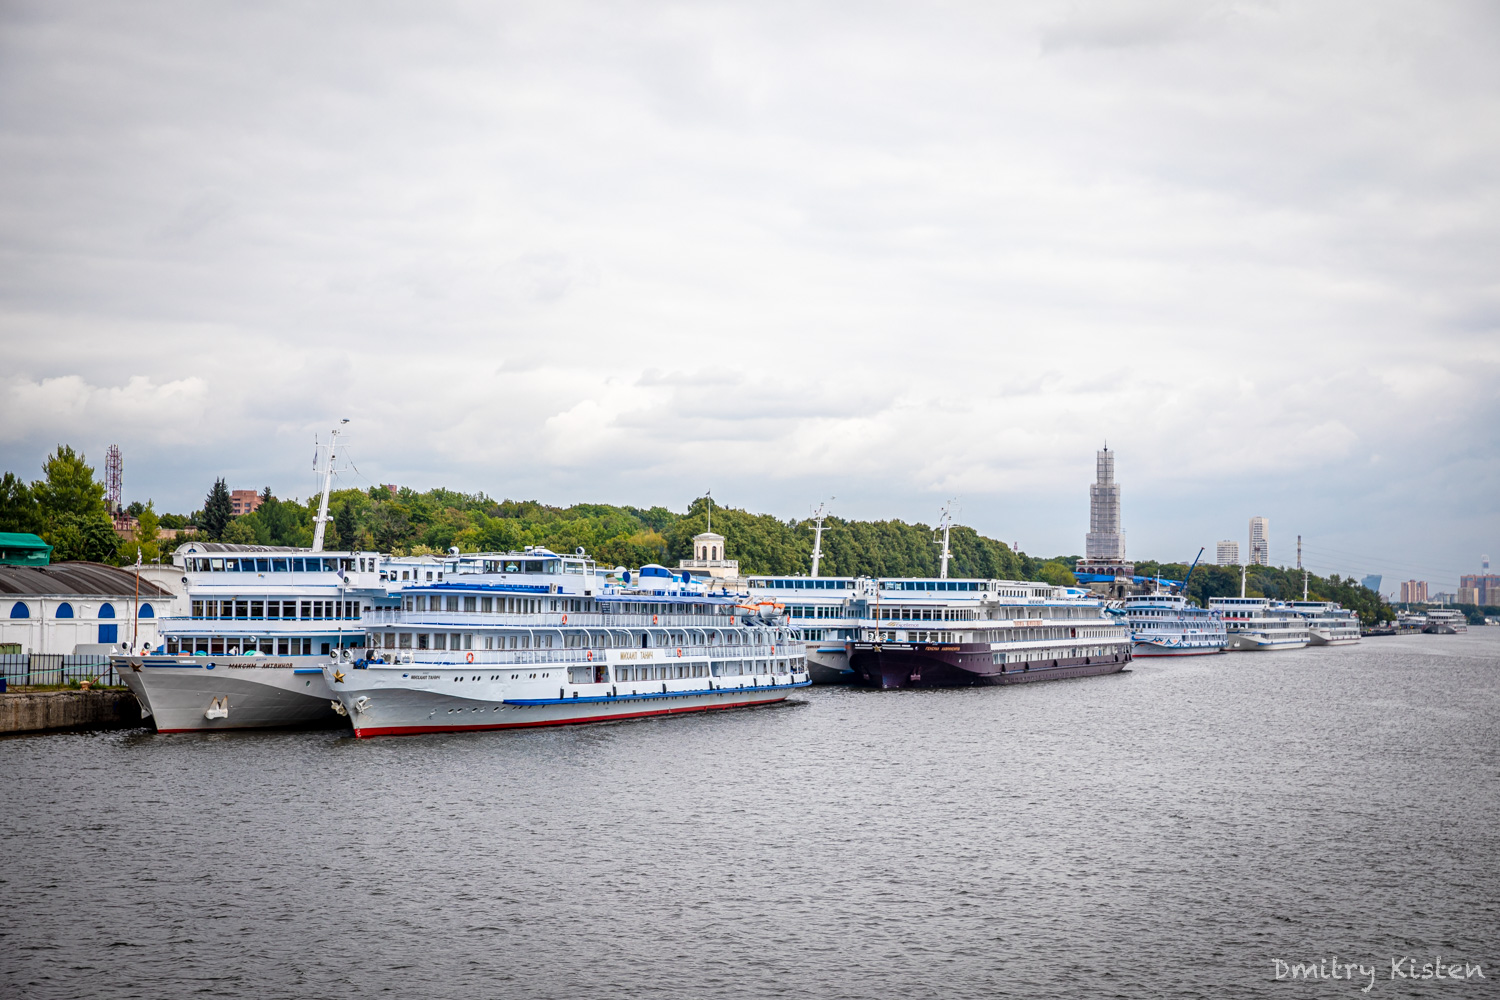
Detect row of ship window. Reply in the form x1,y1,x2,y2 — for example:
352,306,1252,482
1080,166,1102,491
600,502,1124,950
9,601,153,620
788,606,842,619
402,595,728,616
754,579,851,591
990,646,1118,664
880,630,956,643
888,581,984,592
185,556,370,573
877,607,976,621
367,629,783,650
190,600,360,620
869,626,1119,642
166,637,325,656
563,659,801,684
752,580,1011,595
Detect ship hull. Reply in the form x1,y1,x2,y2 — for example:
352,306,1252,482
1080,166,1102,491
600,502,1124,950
1306,631,1361,646
805,644,855,684
1422,624,1467,634
1131,640,1226,657
113,656,341,732
1226,634,1309,651
330,667,809,738
848,642,1127,689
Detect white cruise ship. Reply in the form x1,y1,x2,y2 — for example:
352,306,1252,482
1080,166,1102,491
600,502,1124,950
1125,592,1227,656
1290,601,1362,646
114,542,398,731
1422,609,1468,634
1207,597,1310,651
331,554,808,737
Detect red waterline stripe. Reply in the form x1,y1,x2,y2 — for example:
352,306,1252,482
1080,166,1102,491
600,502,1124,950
352,696,787,738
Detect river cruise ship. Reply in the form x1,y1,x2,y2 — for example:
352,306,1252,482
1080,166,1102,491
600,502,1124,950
1290,601,1362,646
113,542,398,732
1206,597,1310,651
746,575,991,683
1422,608,1468,634
846,581,1130,688
1125,592,1227,656
332,553,808,737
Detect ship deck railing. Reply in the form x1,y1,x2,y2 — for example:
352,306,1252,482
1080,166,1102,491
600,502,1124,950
362,610,756,629
366,641,802,668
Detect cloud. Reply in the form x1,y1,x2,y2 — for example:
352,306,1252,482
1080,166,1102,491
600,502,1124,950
0,375,211,445
0,0,1497,583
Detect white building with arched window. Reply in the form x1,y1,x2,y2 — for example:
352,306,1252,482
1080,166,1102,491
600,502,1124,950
0,563,176,655
678,531,740,580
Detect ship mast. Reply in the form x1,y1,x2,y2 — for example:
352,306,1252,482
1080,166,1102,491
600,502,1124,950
1299,535,1307,600
809,500,832,578
1241,561,1247,599
935,501,954,580
311,419,348,553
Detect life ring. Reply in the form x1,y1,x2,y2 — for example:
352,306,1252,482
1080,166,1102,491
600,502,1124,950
587,650,593,661
676,648,682,657
652,615,658,625
561,614,567,624
466,652,474,663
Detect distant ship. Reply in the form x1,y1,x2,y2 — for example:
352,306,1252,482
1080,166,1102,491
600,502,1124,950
1290,601,1362,646
1125,592,1227,656
1207,597,1310,651
1422,609,1468,634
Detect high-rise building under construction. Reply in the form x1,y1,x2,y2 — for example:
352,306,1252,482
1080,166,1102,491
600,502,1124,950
1077,445,1132,579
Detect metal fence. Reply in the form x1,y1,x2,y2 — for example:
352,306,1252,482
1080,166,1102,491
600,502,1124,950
0,654,117,688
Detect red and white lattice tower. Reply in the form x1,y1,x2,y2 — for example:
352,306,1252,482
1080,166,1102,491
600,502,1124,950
104,444,123,512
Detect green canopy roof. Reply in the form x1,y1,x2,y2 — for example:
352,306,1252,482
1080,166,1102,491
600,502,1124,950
0,533,53,566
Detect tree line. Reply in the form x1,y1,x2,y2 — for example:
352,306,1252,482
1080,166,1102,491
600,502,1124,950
0,445,1084,580
1132,558,1396,624
0,445,1402,622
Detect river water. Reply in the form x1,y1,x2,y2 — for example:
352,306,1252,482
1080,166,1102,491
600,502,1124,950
3,631,1496,999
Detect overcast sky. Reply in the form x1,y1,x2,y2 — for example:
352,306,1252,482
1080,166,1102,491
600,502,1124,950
2,1,1497,591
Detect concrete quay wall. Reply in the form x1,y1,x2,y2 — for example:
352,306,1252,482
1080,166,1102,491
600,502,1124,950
0,690,144,734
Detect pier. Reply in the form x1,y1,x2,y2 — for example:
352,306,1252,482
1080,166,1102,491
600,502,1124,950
0,688,144,735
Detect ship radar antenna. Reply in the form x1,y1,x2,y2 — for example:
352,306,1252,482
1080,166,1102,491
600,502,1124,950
809,499,834,578
311,421,348,552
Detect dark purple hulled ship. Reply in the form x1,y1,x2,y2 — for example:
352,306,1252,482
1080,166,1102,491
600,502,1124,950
849,638,1128,689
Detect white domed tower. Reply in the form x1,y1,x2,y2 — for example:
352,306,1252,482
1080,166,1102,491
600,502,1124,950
679,530,739,579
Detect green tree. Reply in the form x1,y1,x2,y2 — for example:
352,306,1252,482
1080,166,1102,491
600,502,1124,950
1034,561,1078,587
222,518,258,544
202,479,233,540
45,513,121,562
0,472,41,533
335,502,357,550
120,502,161,564
367,505,412,552
31,445,117,561
33,445,108,519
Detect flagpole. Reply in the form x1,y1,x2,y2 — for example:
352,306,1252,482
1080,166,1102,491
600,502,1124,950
133,549,141,653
